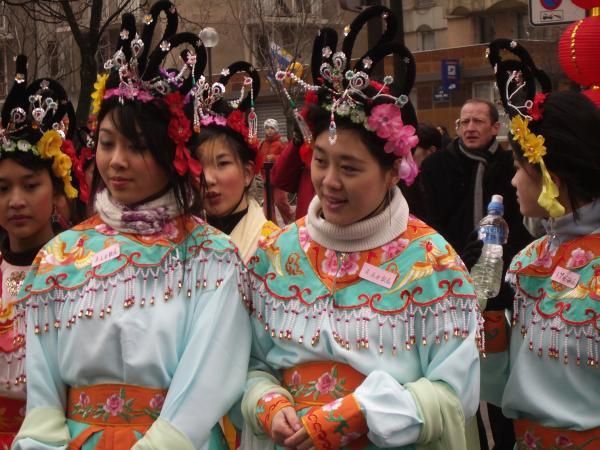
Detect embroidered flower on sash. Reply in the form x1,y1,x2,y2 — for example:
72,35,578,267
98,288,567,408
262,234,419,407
149,393,165,411
316,372,338,395
78,392,91,408
103,393,125,416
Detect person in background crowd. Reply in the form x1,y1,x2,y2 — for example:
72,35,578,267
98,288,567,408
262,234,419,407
13,4,251,448
241,7,481,450
257,119,294,225
400,122,442,220
0,55,82,450
270,129,315,221
436,124,452,149
420,97,531,450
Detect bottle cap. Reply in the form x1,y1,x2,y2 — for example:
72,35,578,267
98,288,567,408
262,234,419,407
488,194,504,215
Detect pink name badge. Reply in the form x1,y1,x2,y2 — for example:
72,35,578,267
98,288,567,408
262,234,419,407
92,244,120,268
359,262,398,289
551,266,580,289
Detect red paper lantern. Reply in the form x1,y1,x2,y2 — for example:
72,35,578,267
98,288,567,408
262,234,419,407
583,88,600,107
558,16,600,87
571,0,600,9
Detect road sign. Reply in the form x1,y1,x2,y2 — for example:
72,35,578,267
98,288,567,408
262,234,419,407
529,0,585,26
433,86,450,103
441,59,460,91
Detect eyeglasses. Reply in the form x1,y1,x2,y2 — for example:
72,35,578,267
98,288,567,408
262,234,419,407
455,117,489,128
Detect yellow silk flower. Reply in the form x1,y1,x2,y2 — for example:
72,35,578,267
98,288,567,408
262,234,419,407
36,130,78,199
510,116,564,218
538,159,565,218
37,130,63,159
91,73,109,115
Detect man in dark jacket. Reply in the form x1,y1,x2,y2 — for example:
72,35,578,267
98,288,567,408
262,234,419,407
420,98,531,450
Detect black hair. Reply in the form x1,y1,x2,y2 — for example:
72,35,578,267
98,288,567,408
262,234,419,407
0,151,62,194
189,125,254,167
416,123,442,151
91,85,195,215
511,90,600,212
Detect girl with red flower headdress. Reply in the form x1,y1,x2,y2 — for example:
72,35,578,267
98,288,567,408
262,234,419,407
13,3,250,449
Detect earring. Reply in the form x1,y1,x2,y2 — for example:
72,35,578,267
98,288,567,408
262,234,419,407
52,205,71,229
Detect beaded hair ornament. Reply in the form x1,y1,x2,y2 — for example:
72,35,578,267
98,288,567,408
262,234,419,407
0,55,84,200
487,39,564,218
91,1,207,177
275,6,419,184
188,60,261,154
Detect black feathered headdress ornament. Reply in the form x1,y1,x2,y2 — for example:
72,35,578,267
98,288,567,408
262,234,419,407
91,1,207,176
275,6,420,184
0,55,85,199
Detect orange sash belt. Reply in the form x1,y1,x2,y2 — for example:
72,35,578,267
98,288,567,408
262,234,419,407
514,418,600,449
282,362,369,449
67,384,166,450
0,395,25,448
282,361,366,410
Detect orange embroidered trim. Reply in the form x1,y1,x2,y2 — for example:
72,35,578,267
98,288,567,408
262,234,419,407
283,362,365,410
514,418,600,449
256,393,293,435
301,394,367,450
483,310,508,354
67,384,166,450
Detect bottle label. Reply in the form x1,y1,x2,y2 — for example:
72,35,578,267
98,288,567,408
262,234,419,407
479,225,505,245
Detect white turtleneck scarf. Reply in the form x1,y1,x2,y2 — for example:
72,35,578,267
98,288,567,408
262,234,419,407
306,186,409,253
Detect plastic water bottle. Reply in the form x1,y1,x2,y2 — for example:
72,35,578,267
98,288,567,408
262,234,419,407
470,194,509,308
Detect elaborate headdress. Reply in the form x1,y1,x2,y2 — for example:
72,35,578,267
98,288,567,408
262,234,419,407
91,0,207,177
486,39,564,218
275,6,419,184
188,60,261,156
0,55,84,200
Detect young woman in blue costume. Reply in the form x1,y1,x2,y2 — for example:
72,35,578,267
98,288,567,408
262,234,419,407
481,39,600,450
0,55,83,449
13,3,251,449
188,63,279,450
188,62,278,264
240,6,483,450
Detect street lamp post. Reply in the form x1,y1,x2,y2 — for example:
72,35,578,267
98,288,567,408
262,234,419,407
199,27,220,83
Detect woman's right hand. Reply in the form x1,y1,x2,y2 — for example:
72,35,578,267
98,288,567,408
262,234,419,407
270,406,303,446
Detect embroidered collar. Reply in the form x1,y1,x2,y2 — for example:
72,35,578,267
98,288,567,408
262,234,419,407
542,200,600,250
95,188,182,235
306,186,409,252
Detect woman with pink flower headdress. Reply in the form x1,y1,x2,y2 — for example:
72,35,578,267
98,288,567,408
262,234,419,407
479,39,600,450
240,6,482,450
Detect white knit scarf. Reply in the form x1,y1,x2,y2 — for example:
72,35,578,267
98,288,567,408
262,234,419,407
306,186,409,252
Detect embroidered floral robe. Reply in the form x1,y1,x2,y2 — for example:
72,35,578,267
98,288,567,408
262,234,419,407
0,256,29,447
246,216,482,449
13,215,252,450
481,232,600,448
